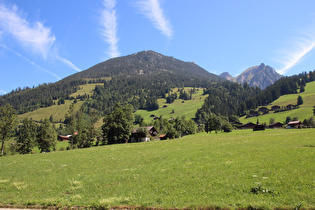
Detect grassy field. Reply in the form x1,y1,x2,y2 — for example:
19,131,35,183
135,88,208,123
0,129,314,209
240,81,315,125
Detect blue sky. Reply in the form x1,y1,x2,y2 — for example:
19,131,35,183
1,0,315,95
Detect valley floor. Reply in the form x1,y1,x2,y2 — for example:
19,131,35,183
0,129,314,209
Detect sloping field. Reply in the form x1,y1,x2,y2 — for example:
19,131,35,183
0,129,314,209
135,88,208,122
17,83,102,122
241,81,315,124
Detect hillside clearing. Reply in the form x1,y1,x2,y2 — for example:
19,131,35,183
135,88,208,122
0,129,314,209
240,81,315,124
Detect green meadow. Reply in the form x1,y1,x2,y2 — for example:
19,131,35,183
0,129,314,209
135,88,208,122
241,81,315,125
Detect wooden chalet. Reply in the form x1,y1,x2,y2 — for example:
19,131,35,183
230,121,243,128
249,110,259,117
286,121,302,129
258,107,269,112
159,134,167,140
286,104,297,110
240,122,256,129
130,126,159,143
267,122,284,129
253,124,265,131
271,105,281,111
58,135,71,141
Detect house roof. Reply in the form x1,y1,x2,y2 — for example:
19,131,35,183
132,126,157,133
287,121,301,125
268,122,283,127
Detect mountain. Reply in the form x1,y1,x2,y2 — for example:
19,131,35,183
65,50,223,82
220,63,282,89
0,50,224,115
219,72,233,81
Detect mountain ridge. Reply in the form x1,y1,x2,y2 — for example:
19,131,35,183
219,63,282,89
64,50,223,82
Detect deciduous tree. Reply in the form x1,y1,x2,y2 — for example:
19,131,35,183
102,104,134,144
17,117,37,154
37,119,57,152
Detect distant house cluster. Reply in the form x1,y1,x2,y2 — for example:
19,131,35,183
233,120,303,131
247,104,299,118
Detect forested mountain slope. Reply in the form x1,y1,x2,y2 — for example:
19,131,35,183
0,50,223,115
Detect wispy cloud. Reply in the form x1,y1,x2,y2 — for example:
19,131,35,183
0,2,80,72
0,3,55,59
0,43,60,80
276,29,315,75
135,0,173,40
100,0,120,59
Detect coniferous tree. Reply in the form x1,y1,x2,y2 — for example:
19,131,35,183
297,95,303,106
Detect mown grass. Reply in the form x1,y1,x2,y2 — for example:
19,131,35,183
0,129,314,209
135,88,208,122
241,81,315,124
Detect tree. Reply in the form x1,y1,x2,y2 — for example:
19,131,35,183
313,106,315,116
134,114,144,126
102,104,134,144
17,117,37,154
65,103,76,149
0,104,18,155
285,116,291,124
297,95,303,106
300,85,305,93
205,114,221,134
269,118,275,125
229,115,240,123
221,121,233,133
37,119,57,152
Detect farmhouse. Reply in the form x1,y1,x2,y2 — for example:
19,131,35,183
249,110,259,117
58,135,71,141
271,105,281,111
230,121,243,128
240,122,256,129
253,124,265,131
286,104,297,110
267,122,284,129
258,107,269,112
130,126,159,143
286,121,302,129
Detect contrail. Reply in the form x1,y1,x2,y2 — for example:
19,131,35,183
0,43,61,80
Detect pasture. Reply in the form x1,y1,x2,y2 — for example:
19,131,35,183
135,88,208,122
0,129,314,209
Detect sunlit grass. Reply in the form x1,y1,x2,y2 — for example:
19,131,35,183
0,129,314,209
135,88,207,122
